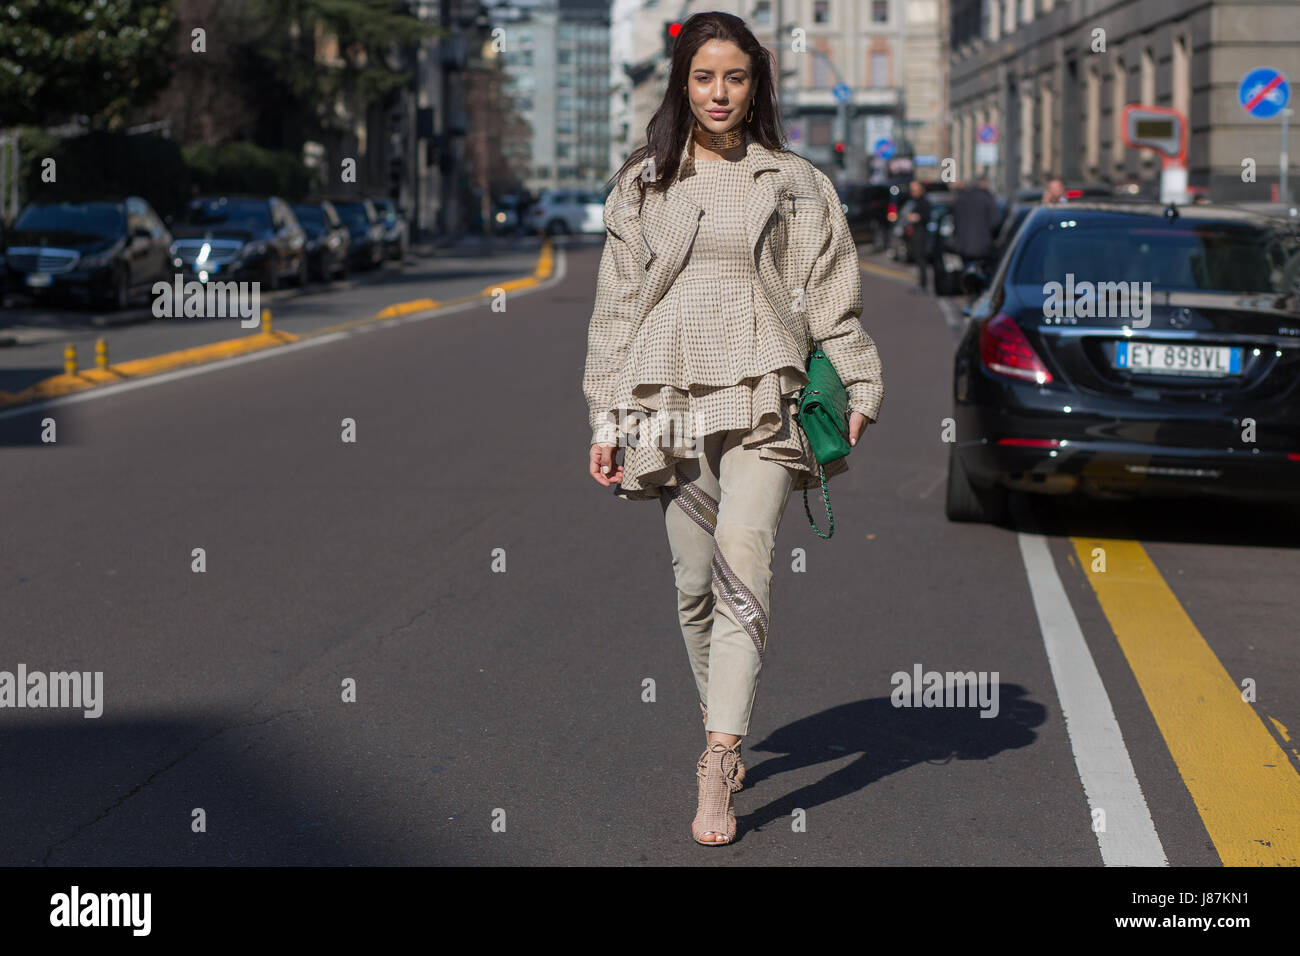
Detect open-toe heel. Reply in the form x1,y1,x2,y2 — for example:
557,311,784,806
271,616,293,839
691,739,743,846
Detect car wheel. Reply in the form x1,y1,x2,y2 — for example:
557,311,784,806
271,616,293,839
945,446,1008,523
545,219,568,236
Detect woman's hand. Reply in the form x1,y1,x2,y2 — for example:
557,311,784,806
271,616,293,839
848,411,871,447
589,443,624,486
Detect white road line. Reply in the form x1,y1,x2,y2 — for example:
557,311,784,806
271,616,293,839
0,246,568,423
1017,531,1168,867
936,297,963,331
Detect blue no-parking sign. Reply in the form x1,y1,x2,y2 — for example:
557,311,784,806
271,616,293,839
976,123,998,144
1239,68,1290,119
873,138,895,159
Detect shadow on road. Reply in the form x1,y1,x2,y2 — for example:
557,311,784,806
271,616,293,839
739,686,1046,835
1004,492,1300,550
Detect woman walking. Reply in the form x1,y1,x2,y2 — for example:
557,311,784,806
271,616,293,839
582,12,884,845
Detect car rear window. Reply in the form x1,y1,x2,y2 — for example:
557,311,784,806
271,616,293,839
1012,216,1300,294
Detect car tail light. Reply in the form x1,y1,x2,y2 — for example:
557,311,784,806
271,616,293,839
997,438,1062,448
1288,453,1300,462
1065,189,1084,199
886,202,897,222
979,313,1053,384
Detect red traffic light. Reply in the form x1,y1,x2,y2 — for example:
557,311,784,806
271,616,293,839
669,22,682,37
834,142,845,153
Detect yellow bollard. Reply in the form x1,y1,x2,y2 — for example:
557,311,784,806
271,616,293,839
261,308,271,334
95,337,108,370
63,343,77,376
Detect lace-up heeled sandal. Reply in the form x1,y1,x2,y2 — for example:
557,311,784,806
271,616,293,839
700,703,745,789
691,739,744,845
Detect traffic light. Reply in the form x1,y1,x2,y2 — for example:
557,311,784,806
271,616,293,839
834,141,846,170
663,21,681,59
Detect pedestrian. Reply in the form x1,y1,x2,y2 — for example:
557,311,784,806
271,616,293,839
905,180,932,293
582,11,884,847
952,177,1001,273
1041,176,1067,204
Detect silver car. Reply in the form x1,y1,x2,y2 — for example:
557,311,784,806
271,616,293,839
524,188,605,235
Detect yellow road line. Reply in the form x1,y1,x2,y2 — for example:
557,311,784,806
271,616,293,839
859,257,915,283
0,330,297,408
1071,537,1300,865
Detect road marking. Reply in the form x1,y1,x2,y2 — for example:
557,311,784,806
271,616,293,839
0,241,561,414
1017,532,1168,866
1071,536,1300,865
859,257,915,284
935,297,964,331
0,246,568,422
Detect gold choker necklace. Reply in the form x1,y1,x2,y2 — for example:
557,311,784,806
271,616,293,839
692,121,744,150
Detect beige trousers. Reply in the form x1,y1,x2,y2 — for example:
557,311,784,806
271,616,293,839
659,429,795,737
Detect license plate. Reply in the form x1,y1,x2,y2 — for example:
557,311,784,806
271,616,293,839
25,272,52,288
1114,341,1242,376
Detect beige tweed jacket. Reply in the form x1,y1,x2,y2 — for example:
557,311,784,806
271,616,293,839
582,133,885,449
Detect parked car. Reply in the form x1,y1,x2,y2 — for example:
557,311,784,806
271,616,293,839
370,197,409,261
170,195,308,290
946,201,1300,522
292,200,350,281
4,197,173,309
524,188,605,235
329,198,385,271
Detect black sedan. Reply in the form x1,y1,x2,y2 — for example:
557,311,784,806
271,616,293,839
947,201,1300,522
170,196,308,291
4,197,173,309
329,199,385,271
291,200,351,281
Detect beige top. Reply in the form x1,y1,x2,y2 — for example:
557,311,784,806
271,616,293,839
608,156,819,497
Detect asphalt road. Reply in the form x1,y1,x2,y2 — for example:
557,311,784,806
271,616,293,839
1,236,1297,865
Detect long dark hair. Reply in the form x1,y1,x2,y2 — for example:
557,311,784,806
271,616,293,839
606,11,787,196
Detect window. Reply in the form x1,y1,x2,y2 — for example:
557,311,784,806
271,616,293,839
534,166,549,178
754,1,771,25
872,0,888,23
557,142,573,158
558,48,572,65
558,72,573,87
814,1,830,23
558,94,574,111
870,51,889,87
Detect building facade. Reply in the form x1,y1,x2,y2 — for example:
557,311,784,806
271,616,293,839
949,0,1300,201
610,0,951,184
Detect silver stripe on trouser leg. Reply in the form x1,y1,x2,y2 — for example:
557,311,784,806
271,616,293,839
661,431,793,737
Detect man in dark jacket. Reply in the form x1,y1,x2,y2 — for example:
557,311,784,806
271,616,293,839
952,179,1001,272
905,180,932,294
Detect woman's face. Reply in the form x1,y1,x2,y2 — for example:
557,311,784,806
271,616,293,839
685,39,754,134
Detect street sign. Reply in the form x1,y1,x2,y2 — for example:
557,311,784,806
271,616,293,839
1122,104,1186,161
1239,68,1290,119
976,123,998,144
974,143,998,166
864,116,893,152
914,154,938,166
833,83,852,104
873,138,895,159
788,127,801,141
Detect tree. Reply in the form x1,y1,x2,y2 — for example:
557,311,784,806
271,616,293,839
0,0,178,129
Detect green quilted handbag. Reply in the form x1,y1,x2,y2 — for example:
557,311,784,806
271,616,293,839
794,341,851,539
